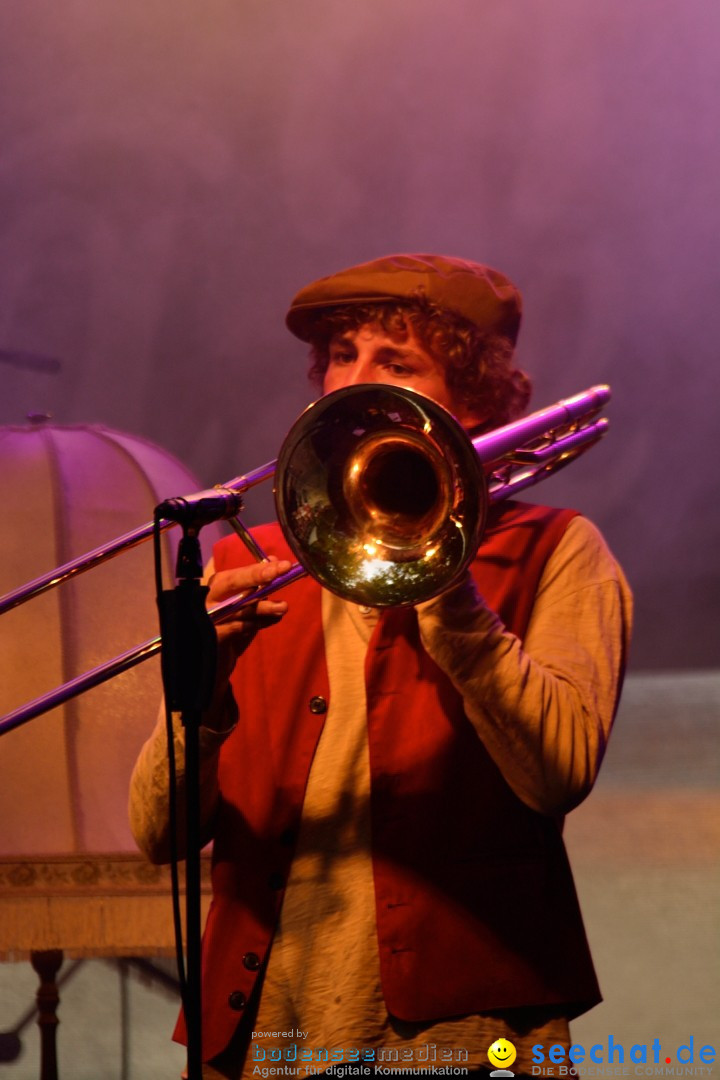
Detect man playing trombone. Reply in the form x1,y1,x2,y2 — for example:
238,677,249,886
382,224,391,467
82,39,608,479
130,254,632,1079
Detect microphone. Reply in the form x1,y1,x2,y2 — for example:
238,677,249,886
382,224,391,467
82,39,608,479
156,487,244,527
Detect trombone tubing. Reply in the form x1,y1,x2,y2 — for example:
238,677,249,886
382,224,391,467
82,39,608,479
0,564,306,737
0,460,275,616
470,384,610,465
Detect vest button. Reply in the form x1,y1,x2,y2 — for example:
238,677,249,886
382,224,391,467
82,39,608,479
268,871,285,891
228,991,246,1011
308,695,327,715
242,951,261,971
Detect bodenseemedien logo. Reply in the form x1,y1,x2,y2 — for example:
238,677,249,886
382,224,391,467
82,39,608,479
488,1038,518,1077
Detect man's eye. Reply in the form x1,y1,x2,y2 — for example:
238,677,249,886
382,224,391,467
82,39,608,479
386,362,412,376
330,351,355,365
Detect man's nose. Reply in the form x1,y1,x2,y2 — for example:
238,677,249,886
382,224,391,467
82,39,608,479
344,355,380,384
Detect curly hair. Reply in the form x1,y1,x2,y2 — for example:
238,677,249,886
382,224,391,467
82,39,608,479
305,296,531,430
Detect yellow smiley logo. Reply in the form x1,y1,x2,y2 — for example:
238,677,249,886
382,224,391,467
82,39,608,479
487,1038,517,1070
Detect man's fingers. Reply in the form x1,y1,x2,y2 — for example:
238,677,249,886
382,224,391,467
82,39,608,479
231,599,288,623
207,560,292,604
231,612,284,629
215,599,288,637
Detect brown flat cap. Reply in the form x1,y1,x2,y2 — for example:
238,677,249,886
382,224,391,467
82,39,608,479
285,253,522,345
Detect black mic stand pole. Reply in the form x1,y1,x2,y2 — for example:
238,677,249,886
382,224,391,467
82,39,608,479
157,524,217,1080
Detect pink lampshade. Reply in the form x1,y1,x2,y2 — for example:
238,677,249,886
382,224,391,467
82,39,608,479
0,422,217,960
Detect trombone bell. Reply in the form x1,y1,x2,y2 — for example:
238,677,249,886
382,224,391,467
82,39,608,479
275,384,488,607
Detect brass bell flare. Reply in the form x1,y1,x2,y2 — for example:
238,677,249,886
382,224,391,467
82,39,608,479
274,384,487,607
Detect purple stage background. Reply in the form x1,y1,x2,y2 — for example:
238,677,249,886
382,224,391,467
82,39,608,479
1,0,718,670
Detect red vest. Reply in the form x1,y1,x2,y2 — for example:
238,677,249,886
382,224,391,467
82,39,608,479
178,501,600,1061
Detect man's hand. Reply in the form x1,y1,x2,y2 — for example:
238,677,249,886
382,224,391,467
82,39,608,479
204,558,291,718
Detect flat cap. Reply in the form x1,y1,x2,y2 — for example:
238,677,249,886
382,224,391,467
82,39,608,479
285,253,522,344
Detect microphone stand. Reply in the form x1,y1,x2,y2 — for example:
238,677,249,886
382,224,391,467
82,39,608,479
157,524,217,1080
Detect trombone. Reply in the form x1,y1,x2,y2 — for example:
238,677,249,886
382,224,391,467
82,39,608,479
0,382,610,735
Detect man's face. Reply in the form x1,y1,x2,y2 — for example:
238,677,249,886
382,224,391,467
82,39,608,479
321,323,484,431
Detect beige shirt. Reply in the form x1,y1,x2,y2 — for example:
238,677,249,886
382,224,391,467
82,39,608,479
130,515,632,1075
